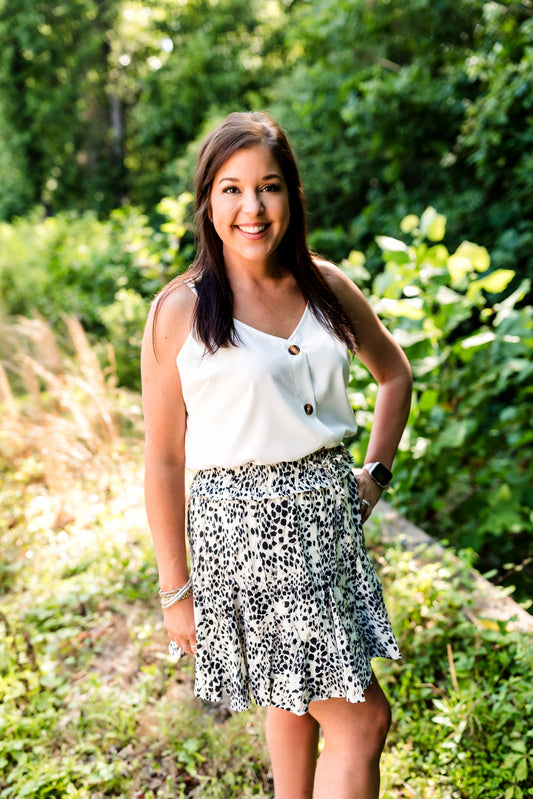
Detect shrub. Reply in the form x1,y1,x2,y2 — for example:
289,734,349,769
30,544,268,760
346,208,533,596
0,196,193,391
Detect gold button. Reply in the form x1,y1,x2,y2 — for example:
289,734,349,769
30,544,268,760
304,403,313,415
288,344,301,355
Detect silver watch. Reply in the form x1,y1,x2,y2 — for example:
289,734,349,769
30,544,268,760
363,461,393,489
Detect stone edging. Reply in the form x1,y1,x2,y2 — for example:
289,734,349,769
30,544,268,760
370,500,533,634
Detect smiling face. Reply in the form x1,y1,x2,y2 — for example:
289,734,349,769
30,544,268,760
209,145,290,273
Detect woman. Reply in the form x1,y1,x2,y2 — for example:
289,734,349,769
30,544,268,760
141,111,412,799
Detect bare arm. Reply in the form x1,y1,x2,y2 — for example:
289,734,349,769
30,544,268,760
319,262,413,518
141,282,197,647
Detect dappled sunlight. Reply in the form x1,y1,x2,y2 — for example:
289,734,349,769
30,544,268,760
1,322,532,795
1,0,532,794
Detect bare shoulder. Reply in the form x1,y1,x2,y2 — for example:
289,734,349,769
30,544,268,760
314,258,344,286
314,256,394,355
143,277,197,365
314,257,366,309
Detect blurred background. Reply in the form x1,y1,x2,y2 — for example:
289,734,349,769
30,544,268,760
1,1,532,796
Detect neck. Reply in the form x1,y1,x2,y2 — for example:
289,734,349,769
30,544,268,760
223,251,287,287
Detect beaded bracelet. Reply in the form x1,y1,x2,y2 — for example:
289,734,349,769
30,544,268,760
159,577,193,609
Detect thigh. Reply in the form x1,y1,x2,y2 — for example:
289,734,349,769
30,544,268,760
308,673,391,756
266,708,319,799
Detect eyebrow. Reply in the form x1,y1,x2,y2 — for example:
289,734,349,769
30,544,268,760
217,173,282,185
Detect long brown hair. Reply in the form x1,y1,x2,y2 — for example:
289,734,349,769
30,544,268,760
156,111,358,353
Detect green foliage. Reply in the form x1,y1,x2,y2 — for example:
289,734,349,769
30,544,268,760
373,537,533,798
0,438,272,798
1,198,531,594
123,0,289,208
1,420,532,797
0,196,192,389
0,0,122,216
0,93,33,219
0,0,288,216
347,208,533,596
268,0,533,277
1,0,532,283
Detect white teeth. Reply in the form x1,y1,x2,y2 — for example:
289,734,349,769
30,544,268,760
238,225,267,234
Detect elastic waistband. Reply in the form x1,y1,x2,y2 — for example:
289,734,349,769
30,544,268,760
189,445,354,502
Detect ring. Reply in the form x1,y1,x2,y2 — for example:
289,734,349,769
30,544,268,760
361,498,370,509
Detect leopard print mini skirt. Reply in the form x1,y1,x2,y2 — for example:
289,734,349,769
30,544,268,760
186,445,400,716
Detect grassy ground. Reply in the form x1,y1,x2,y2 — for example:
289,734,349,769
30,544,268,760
1,318,532,798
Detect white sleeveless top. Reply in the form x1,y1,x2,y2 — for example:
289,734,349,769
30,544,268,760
177,304,357,470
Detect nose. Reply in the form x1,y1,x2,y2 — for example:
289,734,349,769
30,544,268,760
242,190,264,215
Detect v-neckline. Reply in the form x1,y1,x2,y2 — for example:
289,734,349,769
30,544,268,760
233,304,309,342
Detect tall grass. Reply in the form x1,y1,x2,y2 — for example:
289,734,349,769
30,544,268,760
0,318,273,798
0,314,137,493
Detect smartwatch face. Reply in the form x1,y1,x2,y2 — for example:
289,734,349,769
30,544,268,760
371,463,392,485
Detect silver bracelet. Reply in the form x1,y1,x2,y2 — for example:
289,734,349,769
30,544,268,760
159,577,193,609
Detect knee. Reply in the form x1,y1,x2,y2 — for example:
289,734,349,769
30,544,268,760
347,697,391,770
374,694,392,753
352,692,391,761
361,677,392,757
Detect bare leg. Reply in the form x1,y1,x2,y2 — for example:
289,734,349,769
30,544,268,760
265,706,320,799
309,675,391,799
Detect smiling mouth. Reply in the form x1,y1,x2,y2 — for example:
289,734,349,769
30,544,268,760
236,224,269,234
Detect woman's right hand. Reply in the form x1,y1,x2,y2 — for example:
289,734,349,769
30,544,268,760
164,595,197,656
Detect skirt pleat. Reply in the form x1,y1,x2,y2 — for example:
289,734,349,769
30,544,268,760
186,445,400,715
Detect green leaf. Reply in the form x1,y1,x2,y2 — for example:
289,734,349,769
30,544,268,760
466,269,516,300
418,389,439,412
515,756,528,783
341,250,371,282
400,214,419,233
393,329,428,347
373,270,404,298
375,235,410,253
345,249,366,267
460,331,496,349
436,418,472,449
378,298,425,319
419,207,446,241
447,254,471,286
412,354,443,375
435,285,464,305
425,244,450,267
494,279,531,314
454,241,491,272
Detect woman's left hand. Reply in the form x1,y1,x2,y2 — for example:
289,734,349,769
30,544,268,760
353,468,384,524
